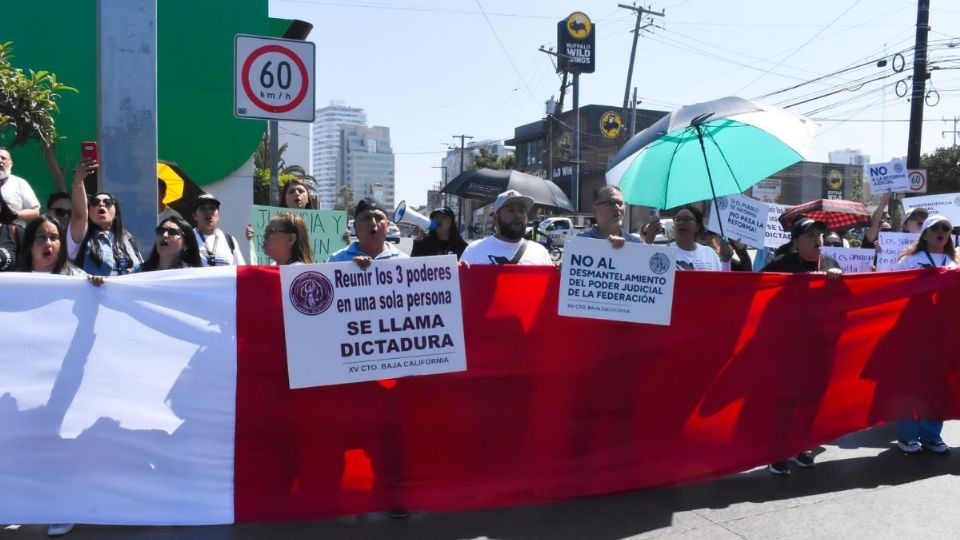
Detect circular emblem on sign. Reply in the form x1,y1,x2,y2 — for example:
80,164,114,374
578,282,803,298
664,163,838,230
828,170,843,190
716,197,729,211
566,12,592,40
893,161,905,174
600,111,623,138
289,271,335,316
241,44,310,113
649,253,671,275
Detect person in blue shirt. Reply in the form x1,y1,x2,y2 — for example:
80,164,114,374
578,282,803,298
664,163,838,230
328,199,406,268
577,185,645,248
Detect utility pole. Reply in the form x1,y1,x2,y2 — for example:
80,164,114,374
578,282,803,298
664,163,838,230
619,3,663,122
452,134,473,229
906,0,930,169
943,115,960,146
431,165,447,208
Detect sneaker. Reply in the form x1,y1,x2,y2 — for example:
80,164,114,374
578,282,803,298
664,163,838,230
791,451,815,468
922,440,950,455
767,461,791,476
47,524,74,537
897,439,923,454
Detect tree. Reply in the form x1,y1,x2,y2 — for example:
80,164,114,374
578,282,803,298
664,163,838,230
252,130,316,205
334,185,355,215
919,145,960,195
473,147,515,170
0,41,76,191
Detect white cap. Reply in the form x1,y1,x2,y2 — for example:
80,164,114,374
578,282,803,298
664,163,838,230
492,190,534,213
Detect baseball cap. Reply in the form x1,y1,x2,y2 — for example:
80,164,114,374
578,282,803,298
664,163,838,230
921,214,951,231
354,198,385,218
492,190,534,213
791,217,826,239
194,193,221,210
903,206,929,225
429,206,456,220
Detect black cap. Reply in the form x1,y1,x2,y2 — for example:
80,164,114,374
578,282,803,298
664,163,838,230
429,207,455,220
355,198,385,218
791,217,826,239
194,193,221,210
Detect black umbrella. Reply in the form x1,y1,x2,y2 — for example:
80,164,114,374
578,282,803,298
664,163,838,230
440,168,575,212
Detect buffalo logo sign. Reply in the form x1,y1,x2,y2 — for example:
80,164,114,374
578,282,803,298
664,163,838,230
289,271,335,316
566,12,592,40
600,111,623,138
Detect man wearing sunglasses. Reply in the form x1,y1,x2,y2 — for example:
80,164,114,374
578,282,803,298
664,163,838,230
577,185,644,249
0,147,40,226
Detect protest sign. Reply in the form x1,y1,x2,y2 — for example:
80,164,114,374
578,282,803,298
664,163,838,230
764,202,792,249
250,205,347,263
867,159,910,193
707,194,768,248
821,247,875,274
559,237,676,326
751,178,781,202
280,256,466,388
901,192,960,225
876,231,919,271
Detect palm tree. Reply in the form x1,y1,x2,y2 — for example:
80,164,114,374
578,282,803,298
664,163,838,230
253,130,317,205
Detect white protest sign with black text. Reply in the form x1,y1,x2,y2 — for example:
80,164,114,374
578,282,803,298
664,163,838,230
764,202,792,249
901,192,960,225
707,194,768,248
281,256,466,388
821,247,875,274
868,159,909,193
877,232,919,272
559,237,676,326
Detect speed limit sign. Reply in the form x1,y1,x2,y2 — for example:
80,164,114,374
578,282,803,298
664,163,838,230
235,34,315,121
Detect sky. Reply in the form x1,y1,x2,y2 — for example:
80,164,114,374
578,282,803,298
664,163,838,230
269,0,960,207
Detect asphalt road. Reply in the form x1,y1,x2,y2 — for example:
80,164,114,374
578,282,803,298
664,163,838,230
5,422,960,539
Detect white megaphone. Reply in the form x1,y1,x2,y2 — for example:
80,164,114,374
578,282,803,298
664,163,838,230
393,200,433,231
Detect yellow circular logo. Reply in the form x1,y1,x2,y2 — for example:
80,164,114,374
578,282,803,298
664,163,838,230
828,170,843,190
566,12,592,40
600,111,623,138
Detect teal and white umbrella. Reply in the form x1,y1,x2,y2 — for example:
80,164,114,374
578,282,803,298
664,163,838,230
606,96,816,222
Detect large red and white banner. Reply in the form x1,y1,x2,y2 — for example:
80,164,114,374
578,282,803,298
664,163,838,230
3,265,960,524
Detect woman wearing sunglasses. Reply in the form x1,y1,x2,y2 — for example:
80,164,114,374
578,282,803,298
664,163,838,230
892,215,957,455
262,212,314,265
67,158,144,276
140,216,202,272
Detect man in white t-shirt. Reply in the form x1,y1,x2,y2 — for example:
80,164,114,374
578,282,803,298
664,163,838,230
0,147,40,225
192,194,245,266
461,190,553,265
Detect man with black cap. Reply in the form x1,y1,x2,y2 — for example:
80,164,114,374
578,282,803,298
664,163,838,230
460,190,552,265
192,193,245,266
329,198,406,265
411,206,468,258
762,217,842,276
761,216,842,476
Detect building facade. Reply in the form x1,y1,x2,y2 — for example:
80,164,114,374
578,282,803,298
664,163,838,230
746,161,864,205
339,124,395,209
311,101,367,209
828,148,870,167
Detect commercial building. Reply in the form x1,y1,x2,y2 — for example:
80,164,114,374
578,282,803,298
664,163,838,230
339,124,395,209
311,101,367,209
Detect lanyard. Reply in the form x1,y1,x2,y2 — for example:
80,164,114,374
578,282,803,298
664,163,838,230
923,250,945,268
198,230,220,265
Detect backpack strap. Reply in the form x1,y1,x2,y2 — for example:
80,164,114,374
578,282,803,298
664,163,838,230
225,232,236,253
508,240,528,265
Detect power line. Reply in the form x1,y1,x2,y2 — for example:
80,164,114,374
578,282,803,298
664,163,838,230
475,0,540,105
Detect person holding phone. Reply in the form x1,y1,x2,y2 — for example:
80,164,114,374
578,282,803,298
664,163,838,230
67,157,144,276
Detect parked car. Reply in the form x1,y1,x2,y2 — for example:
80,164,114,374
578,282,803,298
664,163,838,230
538,217,579,246
386,222,401,243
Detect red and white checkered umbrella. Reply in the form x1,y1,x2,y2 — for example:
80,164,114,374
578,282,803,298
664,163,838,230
778,199,870,231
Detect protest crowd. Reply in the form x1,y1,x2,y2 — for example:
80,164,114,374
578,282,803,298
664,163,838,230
2,140,958,534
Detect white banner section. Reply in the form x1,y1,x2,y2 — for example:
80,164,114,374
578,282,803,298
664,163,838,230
877,232,919,271
707,194,769,248
281,256,466,388
559,236,677,326
0,268,237,525
821,247,875,274
902,192,960,225
765,202,792,249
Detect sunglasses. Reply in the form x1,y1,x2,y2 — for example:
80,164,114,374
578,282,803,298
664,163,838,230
824,241,843,247
596,199,625,208
928,224,952,233
155,226,184,237
51,208,71,218
88,197,115,208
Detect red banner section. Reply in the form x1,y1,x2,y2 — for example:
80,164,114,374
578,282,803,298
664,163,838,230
235,265,960,521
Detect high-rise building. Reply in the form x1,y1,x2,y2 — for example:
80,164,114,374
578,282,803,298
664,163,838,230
339,124,395,209
828,148,870,167
311,101,367,209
